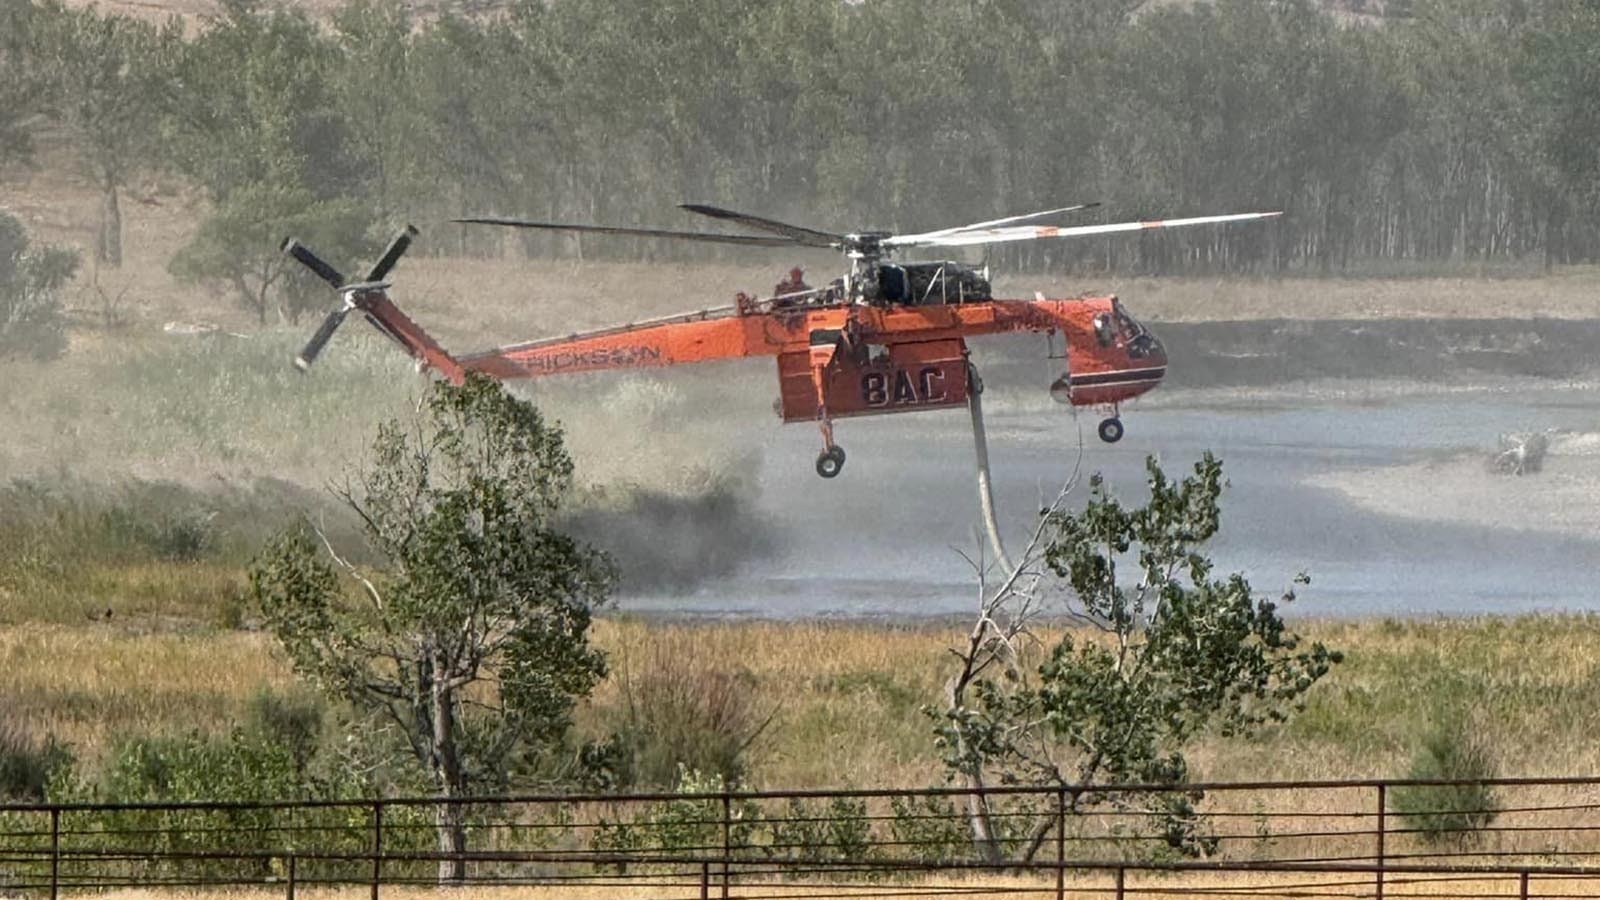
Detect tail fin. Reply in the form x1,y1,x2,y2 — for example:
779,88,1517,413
282,225,466,382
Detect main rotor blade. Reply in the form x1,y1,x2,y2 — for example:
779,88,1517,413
889,203,1101,244
366,224,419,282
677,204,842,248
454,217,803,248
895,211,1283,248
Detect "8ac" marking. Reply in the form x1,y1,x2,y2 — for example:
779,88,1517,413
861,366,948,407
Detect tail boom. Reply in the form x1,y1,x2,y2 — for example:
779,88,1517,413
349,289,467,383
457,309,772,379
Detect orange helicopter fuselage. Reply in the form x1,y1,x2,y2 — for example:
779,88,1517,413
350,289,1166,469
422,297,1166,412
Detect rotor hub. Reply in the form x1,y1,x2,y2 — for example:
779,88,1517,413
842,232,892,258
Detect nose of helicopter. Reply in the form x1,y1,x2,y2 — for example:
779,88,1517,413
1129,330,1168,396
1048,328,1169,406
1143,331,1168,374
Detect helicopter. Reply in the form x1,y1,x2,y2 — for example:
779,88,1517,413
284,203,1279,477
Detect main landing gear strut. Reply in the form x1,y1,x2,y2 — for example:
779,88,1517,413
813,397,848,477
810,337,849,477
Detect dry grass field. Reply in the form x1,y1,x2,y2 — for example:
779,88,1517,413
8,614,1600,791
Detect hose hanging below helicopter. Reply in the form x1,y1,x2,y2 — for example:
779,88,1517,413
966,365,1016,576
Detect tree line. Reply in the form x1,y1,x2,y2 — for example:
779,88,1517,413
4,0,1600,320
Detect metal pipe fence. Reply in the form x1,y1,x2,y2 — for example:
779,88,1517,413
2,777,1600,898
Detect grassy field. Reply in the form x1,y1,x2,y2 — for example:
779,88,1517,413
7,612,1600,790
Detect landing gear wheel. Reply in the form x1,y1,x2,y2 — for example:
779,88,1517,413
1097,417,1125,444
815,445,846,478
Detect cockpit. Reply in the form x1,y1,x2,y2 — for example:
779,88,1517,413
1093,301,1163,359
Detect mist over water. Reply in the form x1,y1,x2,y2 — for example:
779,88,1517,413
564,450,779,592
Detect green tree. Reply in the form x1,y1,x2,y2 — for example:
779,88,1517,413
1384,0,1539,262
0,209,79,360
407,8,559,241
330,0,422,219
164,0,373,322
251,375,613,881
1519,0,1600,263
169,182,371,324
36,2,178,266
935,454,1340,861
0,0,46,172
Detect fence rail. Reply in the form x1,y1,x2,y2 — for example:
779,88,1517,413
4,776,1600,899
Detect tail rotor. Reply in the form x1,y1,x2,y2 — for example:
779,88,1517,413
283,224,419,371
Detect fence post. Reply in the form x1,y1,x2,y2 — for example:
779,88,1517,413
287,854,297,900
701,860,710,900
1055,789,1066,900
1115,865,1125,900
49,806,59,900
1520,870,1529,900
1375,783,1386,900
720,793,731,900
371,801,384,900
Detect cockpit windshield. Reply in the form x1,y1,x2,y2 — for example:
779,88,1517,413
1111,301,1145,340
1112,300,1160,359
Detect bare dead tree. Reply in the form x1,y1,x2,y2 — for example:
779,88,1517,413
938,425,1086,863
82,264,134,328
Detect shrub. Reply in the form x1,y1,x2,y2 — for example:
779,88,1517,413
603,635,771,789
96,730,303,802
591,768,762,868
0,210,77,360
888,795,971,864
44,724,439,887
0,479,224,569
767,796,873,867
243,687,327,772
1389,713,1499,845
0,713,71,801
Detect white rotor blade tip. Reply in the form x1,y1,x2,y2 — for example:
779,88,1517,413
910,210,1283,248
